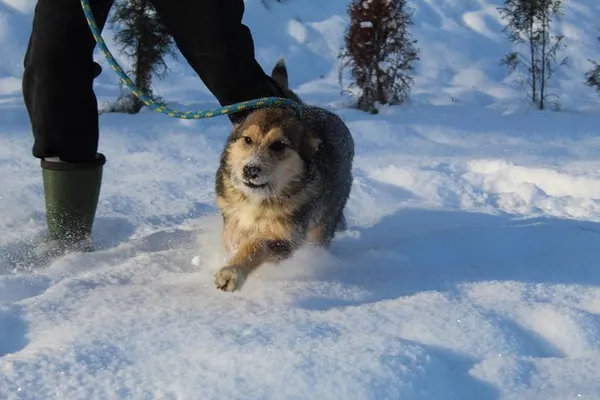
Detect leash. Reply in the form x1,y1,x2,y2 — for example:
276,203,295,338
79,0,303,119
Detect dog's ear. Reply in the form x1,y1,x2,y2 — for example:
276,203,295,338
271,58,289,91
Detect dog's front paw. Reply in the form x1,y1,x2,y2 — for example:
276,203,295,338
215,265,246,292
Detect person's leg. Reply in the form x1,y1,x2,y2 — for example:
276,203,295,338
23,0,113,162
149,0,288,124
22,0,114,255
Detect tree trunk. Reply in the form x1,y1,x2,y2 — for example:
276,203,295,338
539,11,547,110
528,21,537,106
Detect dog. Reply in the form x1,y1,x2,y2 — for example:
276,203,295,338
213,58,354,292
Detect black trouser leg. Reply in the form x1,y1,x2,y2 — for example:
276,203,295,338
22,0,286,160
149,0,286,123
22,0,114,162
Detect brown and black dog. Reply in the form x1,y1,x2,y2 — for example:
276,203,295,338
214,59,354,291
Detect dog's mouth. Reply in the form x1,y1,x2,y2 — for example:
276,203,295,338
243,180,268,189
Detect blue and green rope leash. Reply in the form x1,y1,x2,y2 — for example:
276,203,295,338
79,0,303,120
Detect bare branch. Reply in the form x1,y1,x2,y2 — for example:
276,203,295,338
497,0,568,110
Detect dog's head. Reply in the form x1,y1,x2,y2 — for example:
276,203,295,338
224,107,319,200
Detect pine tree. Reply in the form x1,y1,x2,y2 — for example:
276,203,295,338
339,0,419,113
497,0,568,110
584,34,600,96
107,0,176,114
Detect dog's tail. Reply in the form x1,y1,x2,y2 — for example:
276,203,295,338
271,57,289,92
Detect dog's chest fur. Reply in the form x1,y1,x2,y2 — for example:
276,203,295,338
218,196,300,252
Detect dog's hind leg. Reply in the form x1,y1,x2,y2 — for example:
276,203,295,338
307,216,343,249
306,223,328,247
335,213,347,232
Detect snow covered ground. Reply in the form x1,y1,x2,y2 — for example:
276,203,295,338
2,0,600,398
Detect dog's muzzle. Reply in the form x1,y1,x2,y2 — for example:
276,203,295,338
243,164,261,180
242,164,268,189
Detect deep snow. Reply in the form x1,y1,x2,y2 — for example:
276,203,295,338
1,0,600,399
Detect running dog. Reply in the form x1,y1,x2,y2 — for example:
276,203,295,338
214,59,354,291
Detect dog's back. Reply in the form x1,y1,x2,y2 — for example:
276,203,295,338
302,105,354,237
271,59,354,242
303,105,354,171
271,57,354,182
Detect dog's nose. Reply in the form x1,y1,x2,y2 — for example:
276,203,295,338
243,165,261,180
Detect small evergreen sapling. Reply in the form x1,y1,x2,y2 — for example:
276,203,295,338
584,34,600,96
497,0,568,110
339,0,419,113
108,0,176,114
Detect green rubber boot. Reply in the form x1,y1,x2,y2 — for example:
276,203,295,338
36,153,106,258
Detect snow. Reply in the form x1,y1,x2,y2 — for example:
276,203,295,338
1,0,600,398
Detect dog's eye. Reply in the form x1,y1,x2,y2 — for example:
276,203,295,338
243,136,252,145
270,141,286,152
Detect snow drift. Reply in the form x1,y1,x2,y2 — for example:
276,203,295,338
1,0,600,398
